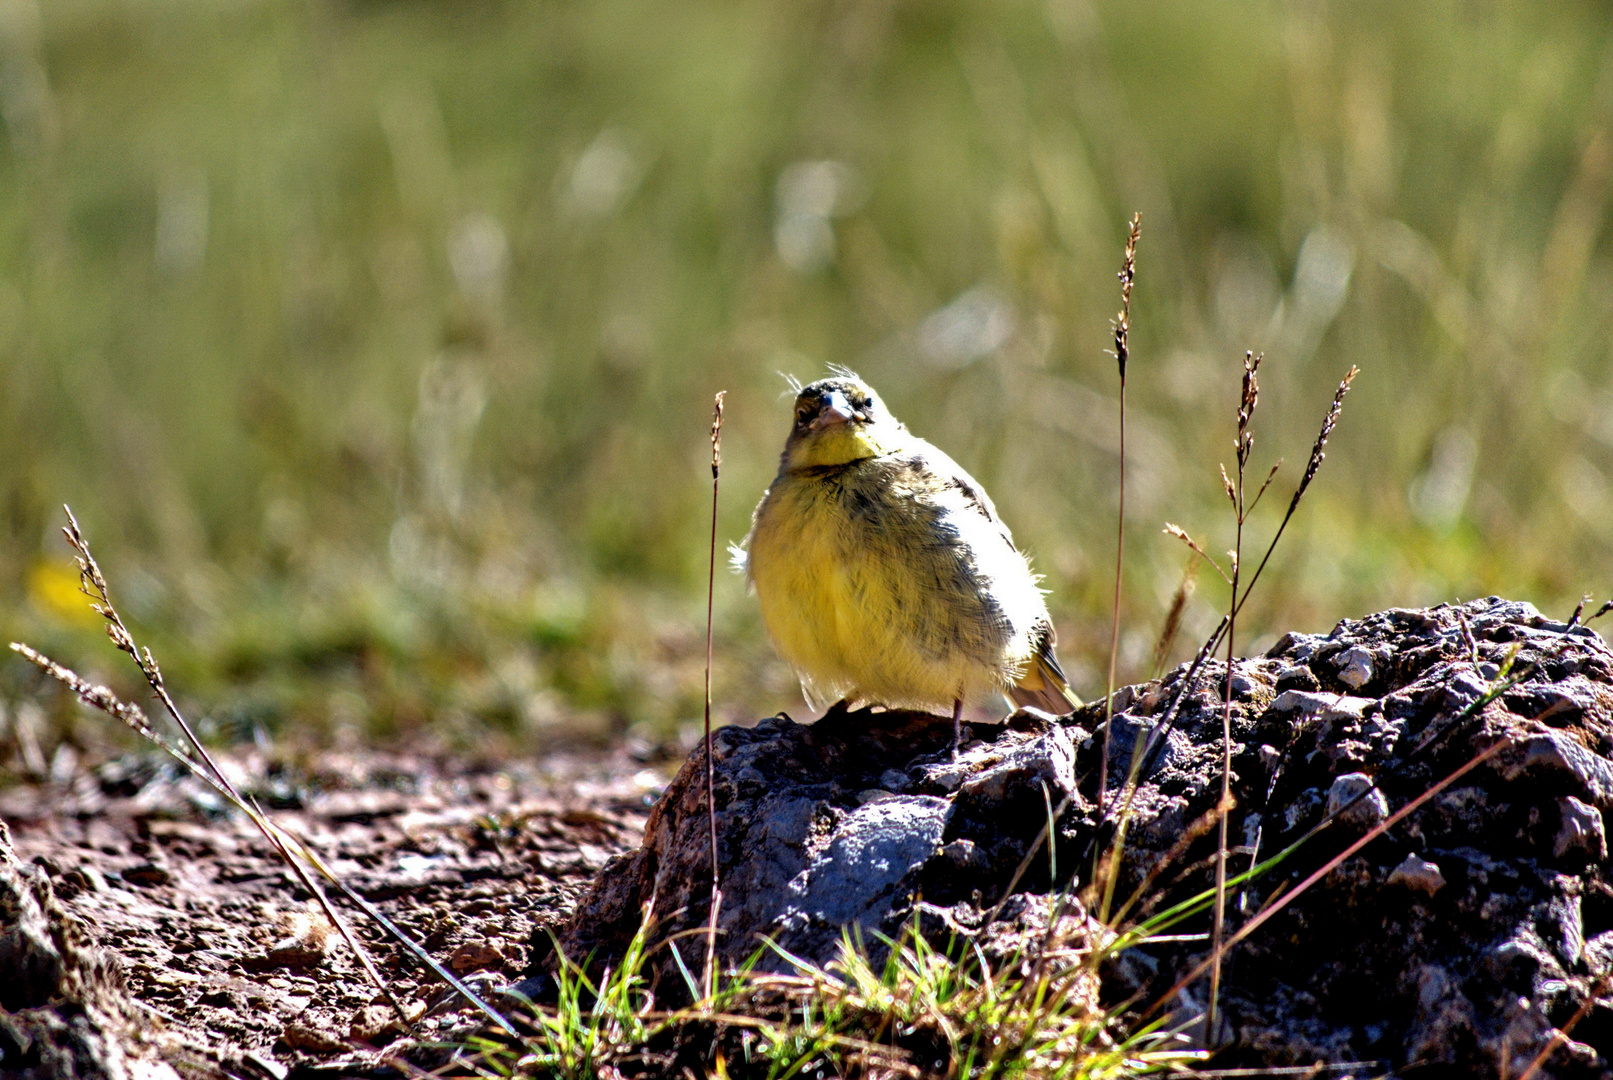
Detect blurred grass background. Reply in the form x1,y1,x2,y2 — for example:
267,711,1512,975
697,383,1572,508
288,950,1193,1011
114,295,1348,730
4,0,1613,763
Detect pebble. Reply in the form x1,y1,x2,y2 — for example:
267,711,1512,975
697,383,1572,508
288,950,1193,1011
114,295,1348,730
1336,647,1376,689
1554,796,1607,860
1326,772,1389,828
1388,853,1446,895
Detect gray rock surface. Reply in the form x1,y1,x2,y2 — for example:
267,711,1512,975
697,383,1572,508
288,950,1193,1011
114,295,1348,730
561,597,1613,1077
560,708,1086,978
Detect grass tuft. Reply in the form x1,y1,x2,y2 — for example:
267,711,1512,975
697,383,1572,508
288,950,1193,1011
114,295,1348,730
470,907,1205,1080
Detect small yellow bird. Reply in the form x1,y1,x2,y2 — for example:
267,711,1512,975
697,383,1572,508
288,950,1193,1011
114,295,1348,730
737,373,1079,743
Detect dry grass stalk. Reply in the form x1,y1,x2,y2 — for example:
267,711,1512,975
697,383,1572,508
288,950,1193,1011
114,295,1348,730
1150,554,1200,680
1097,212,1143,858
1569,594,1591,628
12,506,518,1036
1163,524,1231,585
1207,350,1262,1043
702,391,726,1002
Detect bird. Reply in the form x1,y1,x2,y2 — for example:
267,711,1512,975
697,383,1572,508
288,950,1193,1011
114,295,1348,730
735,372,1079,750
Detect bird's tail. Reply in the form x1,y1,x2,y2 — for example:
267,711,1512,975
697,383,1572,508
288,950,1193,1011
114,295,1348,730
1007,627,1081,716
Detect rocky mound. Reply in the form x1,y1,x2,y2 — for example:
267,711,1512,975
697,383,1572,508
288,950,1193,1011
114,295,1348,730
561,597,1613,1077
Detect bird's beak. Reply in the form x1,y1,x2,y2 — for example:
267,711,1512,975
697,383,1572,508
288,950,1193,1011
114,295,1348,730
809,392,854,431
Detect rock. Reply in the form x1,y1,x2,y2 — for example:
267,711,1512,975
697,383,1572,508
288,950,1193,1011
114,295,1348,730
1555,797,1607,860
449,941,504,973
243,911,332,972
1274,664,1322,693
562,598,1613,1076
1270,690,1374,724
1325,772,1389,828
348,1000,424,1045
1388,853,1446,895
1498,728,1613,809
1335,646,1376,689
281,1022,348,1054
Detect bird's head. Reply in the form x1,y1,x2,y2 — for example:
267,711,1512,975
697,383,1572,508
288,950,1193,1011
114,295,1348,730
780,375,908,471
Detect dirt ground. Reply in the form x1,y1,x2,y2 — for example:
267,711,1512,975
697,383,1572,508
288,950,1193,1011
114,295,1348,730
0,741,664,1077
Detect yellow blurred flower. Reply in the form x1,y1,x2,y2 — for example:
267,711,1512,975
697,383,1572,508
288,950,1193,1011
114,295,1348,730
28,557,102,628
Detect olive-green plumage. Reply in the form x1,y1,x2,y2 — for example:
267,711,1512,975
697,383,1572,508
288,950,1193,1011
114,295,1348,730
736,374,1079,717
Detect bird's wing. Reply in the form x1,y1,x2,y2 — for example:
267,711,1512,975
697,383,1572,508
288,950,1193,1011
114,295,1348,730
897,444,1017,548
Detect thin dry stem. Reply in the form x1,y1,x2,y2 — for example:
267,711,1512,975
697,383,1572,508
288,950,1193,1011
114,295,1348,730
1248,459,1283,514
1208,351,1261,1042
1457,610,1480,665
1097,212,1142,887
703,392,726,1001
1568,595,1590,628
1163,524,1231,585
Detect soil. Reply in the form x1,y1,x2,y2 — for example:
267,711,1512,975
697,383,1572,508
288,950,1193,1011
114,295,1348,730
0,742,661,1078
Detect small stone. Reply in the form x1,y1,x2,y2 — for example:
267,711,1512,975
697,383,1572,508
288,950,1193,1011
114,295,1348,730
1554,796,1607,860
1266,631,1326,661
122,862,171,887
878,769,910,792
1229,672,1264,696
1326,772,1388,828
1388,853,1446,895
248,912,333,972
1284,788,1323,830
1336,647,1375,689
1274,665,1321,694
61,865,106,895
1006,705,1062,727
349,999,424,1044
916,763,968,793
1272,691,1373,723
449,942,504,973
281,1023,347,1054
1498,729,1613,809
1442,670,1492,711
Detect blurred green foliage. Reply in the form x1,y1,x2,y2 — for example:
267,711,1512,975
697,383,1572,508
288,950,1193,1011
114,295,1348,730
4,0,1613,755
